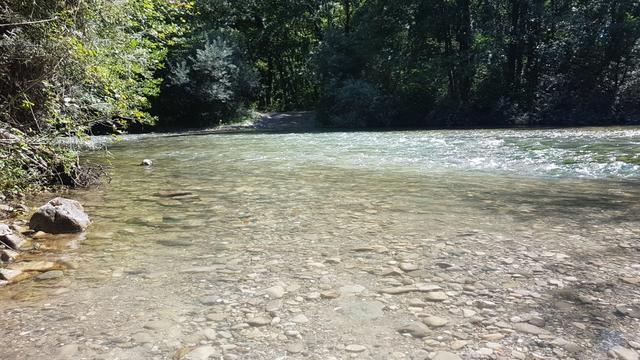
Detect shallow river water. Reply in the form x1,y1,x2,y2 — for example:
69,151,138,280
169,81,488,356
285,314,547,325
1,128,640,360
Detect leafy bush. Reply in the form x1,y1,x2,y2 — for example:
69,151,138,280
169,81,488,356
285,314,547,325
159,34,258,128
325,79,384,128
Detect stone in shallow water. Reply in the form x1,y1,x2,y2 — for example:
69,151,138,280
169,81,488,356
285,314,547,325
339,284,365,295
425,291,448,302
186,345,218,360
0,232,23,250
206,313,227,321
8,260,56,272
1,249,18,262
423,316,449,328
339,300,385,321
616,304,640,319
265,299,282,312
513,322,549,335
265,285,285,299
247,317,271,327
345,344,367,353
199,296,219,305
54,344,78,359
287,342,305,354
0,268,22,281
143,319,174,330
609,346,639,360
29,197,90,234
131,332,154,343
156,239,192,247
153,191,194,198
291,314,309,323
397,322,431,338
399,262,419,272
35,270,63,280
432,351,462,360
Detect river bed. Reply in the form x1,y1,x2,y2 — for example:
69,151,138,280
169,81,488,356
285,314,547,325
1,128,639,360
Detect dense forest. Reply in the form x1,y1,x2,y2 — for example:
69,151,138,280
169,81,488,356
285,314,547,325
1,0,640,196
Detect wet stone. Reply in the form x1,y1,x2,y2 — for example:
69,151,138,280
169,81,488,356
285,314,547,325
287,342,305,354
432,351,462,360
423,316,449,328
54,344,78,359
513,322,549,335
0,268,22,281
186,345,218,360
339,284,366,295
345,344,367,353
397,322,432,338
247,317,271,327
609,346,639,360
265,285,285,299
143,319,174,331
616,304,640,319
340,300,385,321
424,291,448,302
35,270,64,280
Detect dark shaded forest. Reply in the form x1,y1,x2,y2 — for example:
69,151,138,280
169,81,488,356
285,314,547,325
1,0,640,196
157,0,640,128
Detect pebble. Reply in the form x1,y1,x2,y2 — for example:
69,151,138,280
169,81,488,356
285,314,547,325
345,344,367,353
143,319,174,330
462,309,476,318
54,344,78,359
423,316,449,328
265,285,286,299
202,328,217,340
425,291,448,302
513,322,549,335
339,284,365,295
186,345,218,360
247,317,271,327
397,322,432,338
340,300,385,321
610,346,639,360
450,340,470,350
8,260,56,272
321,290,340,299
616,304,640,319
399,262,419,272
35,270,64,280
287,342,305,354
131,332,154,343
432,351,462,360
206,313,227,321
0,268,22,281
291,314,309,323
265,299,282,312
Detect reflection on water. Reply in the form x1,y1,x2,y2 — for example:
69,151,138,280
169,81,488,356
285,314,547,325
1,128,639,359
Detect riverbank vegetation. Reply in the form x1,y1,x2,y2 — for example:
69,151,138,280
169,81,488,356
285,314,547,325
1,0,640,198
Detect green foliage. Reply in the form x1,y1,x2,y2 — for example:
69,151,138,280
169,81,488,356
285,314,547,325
159,33,258,127
0,0,190,197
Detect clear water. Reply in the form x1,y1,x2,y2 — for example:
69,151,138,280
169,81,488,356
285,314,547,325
1,128,639,359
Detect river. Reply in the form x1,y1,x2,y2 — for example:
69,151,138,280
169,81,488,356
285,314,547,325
1,128,639,359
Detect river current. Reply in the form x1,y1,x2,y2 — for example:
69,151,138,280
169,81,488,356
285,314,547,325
1,127,639,359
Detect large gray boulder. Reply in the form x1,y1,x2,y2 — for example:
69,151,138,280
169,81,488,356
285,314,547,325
29,198,90,234
0,224,23,250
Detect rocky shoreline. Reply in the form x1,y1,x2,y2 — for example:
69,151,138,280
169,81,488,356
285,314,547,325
0,197,90,287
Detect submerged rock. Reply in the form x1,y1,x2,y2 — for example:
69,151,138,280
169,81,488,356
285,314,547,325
397,322,432,338
1,249,19,262
0,268,22,281
29,198,90,234
0,224,23,250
